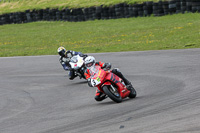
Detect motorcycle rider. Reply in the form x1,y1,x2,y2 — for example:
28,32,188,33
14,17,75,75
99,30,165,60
84,56,134,101
57,46,87,80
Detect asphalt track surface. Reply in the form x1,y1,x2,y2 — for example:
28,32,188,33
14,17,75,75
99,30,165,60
0,48,200,133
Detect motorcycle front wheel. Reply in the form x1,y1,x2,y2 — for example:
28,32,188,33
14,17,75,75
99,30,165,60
102,85,122,103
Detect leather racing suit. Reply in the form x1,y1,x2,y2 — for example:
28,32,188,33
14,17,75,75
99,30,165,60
59,50,87,80
84,61,133,101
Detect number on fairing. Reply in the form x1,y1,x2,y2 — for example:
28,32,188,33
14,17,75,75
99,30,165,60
91,78,101,86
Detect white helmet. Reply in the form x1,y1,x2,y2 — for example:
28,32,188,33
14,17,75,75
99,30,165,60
84,56,96,68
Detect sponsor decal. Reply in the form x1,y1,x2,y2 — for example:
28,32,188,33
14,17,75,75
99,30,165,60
122,89,127,93
110,74,119,84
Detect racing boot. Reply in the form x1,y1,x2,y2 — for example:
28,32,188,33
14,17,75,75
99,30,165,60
112,68,133,91
125,81,134,91
94,89,108,101
123,79,134,91
124,79,137,98
69,70,78,80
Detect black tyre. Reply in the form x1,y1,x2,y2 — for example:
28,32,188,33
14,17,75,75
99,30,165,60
128,87,137,98
102,85,122,103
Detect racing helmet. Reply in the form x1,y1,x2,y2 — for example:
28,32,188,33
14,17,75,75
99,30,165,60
57,46,66,57
84,56,96,68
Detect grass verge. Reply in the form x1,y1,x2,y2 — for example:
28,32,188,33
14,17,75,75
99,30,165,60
0,13,200,57
0,0,159,15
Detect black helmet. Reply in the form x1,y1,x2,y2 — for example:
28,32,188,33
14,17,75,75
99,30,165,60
57,46,66,57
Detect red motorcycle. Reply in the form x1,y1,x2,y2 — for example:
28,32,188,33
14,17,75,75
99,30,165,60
89,65,136,103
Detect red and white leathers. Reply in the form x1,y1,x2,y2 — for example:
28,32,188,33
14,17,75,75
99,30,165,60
84,61,111,101
84,61,108,79
84,61,133,101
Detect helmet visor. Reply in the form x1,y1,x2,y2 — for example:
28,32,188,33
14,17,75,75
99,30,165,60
86,62,94,68
59,50,65,57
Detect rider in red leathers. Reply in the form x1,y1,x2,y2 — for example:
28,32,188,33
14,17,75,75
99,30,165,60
84,56,134,101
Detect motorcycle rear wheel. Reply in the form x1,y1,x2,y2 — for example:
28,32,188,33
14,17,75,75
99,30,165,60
102,85,122,103
128,87,137,98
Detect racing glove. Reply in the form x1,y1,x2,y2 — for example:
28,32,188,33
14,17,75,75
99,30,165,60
87,78,93,87
79,53,88,59
103,63,111,71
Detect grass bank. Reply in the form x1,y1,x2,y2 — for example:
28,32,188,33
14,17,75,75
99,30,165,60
0,0,159,15
0,13,200,57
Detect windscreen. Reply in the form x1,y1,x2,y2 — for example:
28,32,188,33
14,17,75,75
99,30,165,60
89,66,100,78
70,56,78,63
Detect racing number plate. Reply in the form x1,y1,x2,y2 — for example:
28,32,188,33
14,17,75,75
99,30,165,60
91,77,101,86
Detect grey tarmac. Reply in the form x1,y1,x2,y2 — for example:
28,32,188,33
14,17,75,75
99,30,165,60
0,48,200,133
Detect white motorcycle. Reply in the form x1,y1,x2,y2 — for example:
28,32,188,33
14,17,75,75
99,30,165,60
69,55,86,79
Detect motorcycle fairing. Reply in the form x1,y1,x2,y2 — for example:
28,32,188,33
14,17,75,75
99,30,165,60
100,72,130,99
90,65,131,99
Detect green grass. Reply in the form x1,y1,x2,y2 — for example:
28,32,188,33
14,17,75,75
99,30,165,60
0,0,159,15
0,13,200,57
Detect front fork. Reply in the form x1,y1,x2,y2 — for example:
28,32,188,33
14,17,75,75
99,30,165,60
110,85,116,92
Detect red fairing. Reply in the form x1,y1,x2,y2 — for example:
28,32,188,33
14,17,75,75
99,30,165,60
115,79,130,99
98,71,130,99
